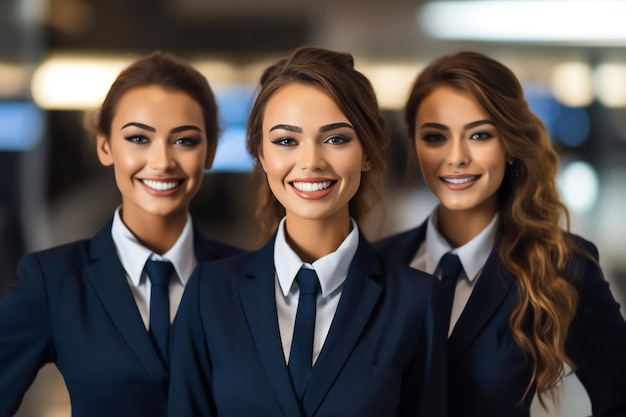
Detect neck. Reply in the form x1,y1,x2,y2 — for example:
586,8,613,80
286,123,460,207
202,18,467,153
120,208,188,255
436,203,497,248
284,212,352,264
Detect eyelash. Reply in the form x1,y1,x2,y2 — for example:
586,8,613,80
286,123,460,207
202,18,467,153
123,136,200,146
124,135,149,144
421,131,493,142
174,137,201,146
270,134,351,147
325,134,350,145
470,132,493,140
271,137,297,147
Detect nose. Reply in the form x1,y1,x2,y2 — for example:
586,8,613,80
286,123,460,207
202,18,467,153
148,140,174,171
446,138,470,168
298,140,325,171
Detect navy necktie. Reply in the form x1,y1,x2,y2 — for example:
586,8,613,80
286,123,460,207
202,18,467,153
288,268,320,400
439,252,463,334
145,259,174,364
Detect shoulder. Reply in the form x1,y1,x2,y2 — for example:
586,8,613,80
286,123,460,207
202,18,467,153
378,255,439,304
567,233,599,259
193,250,258,287
193,228,247,261
373,226,421,252
19,239,91,269
563,233,600,284
382,258,435,284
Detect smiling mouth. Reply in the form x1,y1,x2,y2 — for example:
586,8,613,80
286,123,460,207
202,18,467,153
141,179,182,191
291,181,335,192
441,175,480,184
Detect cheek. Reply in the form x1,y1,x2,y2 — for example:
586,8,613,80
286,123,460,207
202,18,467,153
113,152,139,174
262,150,291,180
185,152,208,172
415,151,437,177
482,151,508,184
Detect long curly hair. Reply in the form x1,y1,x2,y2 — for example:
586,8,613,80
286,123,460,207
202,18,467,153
405,51,584,405
246,46,390,242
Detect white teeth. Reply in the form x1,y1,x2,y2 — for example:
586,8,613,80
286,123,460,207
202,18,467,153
142,179,180,191
443,176,479,184
292,181,332,192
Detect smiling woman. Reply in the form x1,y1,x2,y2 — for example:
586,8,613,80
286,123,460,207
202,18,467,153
0,51,241,417
257,83,371,260
375,50,626,417
168,45,447,417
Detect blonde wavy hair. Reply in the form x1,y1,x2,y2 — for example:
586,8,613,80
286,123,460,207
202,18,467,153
405,51,586,406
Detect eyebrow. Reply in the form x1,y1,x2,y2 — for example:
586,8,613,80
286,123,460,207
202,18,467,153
320,122,354,132
420,119,495,131
268,122,354,133
269,124,302,133
121,122,201,134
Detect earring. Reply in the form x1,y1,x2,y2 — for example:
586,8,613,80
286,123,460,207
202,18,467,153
507,159,520,180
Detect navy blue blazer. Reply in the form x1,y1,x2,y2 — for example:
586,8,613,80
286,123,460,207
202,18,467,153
374,219,626,417
168,233,447,417
0,218,241,417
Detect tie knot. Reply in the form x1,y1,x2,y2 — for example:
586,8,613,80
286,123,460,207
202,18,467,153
296,268,320,296
439,252,463,285
145,260,174,287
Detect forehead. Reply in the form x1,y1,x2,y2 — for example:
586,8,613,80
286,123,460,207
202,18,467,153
417,86,490,122
112,85,204,126
263,83,348,126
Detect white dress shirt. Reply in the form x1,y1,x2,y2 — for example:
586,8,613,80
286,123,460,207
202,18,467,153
273,217,359,365
111,207,197,328
411,209,498,337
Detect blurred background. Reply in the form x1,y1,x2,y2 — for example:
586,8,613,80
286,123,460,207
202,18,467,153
1,0,625,416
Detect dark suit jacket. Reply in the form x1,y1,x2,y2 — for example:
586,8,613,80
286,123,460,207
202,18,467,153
0,218,241,417
168,233,447,417
374,219,626,417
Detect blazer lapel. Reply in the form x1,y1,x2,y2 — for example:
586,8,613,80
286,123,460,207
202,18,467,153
239,237,302,417
84,220,168,380
303,236,383,415
447,238,516,370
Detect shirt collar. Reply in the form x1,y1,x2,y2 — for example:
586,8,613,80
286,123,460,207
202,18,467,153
274,217,359,298
111,207,197,287
424,208,499,282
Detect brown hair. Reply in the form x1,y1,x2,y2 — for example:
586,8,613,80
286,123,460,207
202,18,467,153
246,46,390,241
405,51,582,405
96,51,219,159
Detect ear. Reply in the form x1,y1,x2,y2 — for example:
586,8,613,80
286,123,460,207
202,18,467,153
257,145,268,173
361,154,372,172
96,133,114,166
204,145,216,170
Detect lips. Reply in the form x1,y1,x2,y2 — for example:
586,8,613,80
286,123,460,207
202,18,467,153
141,179,182,192
441,175,480,184
289,179,337,199
292,181,333,192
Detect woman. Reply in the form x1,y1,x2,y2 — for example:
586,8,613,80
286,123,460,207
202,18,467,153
375,51,626,417
168,46,446,417
0,51,240,417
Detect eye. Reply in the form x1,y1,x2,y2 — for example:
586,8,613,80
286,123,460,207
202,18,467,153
325,134,350,145
124,135,149,144
271,137,297,147
174,137,201,146
470,132,493,141
421,133,446,143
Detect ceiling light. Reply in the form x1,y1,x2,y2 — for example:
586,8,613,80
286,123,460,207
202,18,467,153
419,1,626,45
31,54,131,110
